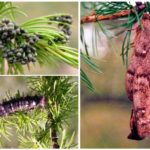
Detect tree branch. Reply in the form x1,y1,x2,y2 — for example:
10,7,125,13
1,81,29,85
81,9,132,24
51,129,59,149
46,111,60,148
81,3,146,24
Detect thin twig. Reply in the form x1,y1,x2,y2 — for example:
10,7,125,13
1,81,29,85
81,3,146,24
51,129,59,149
4,59,8,74
81,9,132,24
27,63,30,71
46,111,60,149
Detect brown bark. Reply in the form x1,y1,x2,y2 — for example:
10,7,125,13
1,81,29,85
51,129,59,149
46,111,60,148
81,3,146,24
81,10,131,24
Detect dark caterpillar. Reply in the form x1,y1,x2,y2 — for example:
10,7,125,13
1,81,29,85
0,95,46,117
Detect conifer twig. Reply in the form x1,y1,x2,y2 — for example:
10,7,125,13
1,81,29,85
81,3,146,24
81,9,131,24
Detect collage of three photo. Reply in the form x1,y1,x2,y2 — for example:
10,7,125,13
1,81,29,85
0,1,150,149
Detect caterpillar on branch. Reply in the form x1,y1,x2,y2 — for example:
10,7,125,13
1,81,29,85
0,95,46,116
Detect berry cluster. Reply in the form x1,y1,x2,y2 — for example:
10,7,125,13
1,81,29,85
49,15,73,45
0,18,39,65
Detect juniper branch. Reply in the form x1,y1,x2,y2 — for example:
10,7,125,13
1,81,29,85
0,2,78,74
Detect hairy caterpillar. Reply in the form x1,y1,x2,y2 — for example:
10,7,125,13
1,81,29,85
0,95,46,117
126,13,150,140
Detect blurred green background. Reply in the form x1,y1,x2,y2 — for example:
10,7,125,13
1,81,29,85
81,6,150,147
0,76,78,148
12,2,78,75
